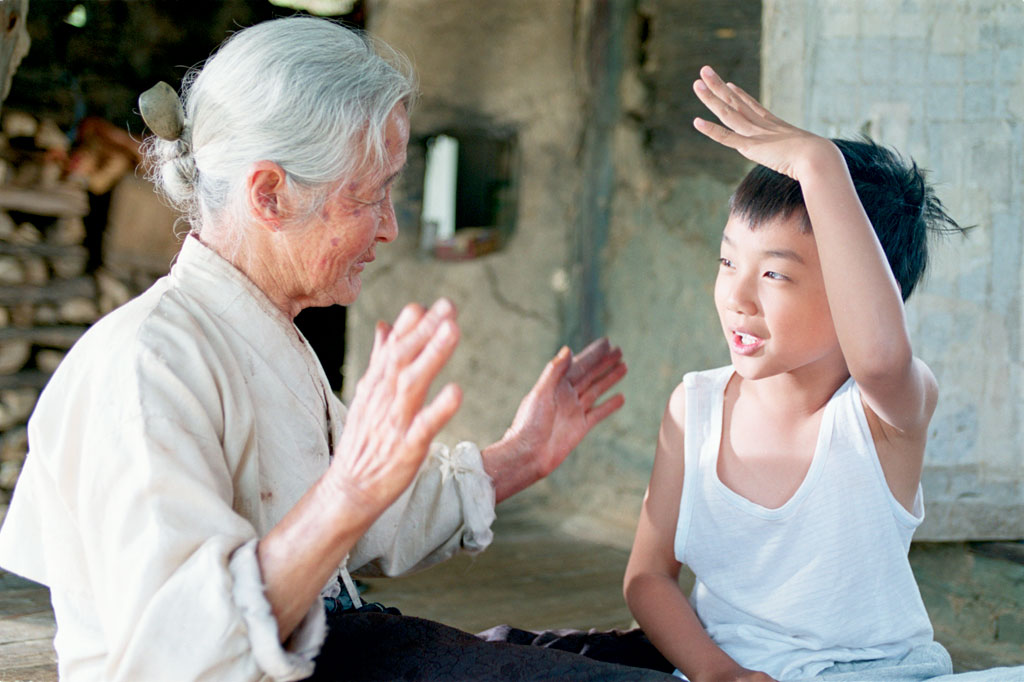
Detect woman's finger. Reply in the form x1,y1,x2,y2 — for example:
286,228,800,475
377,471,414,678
565,338,609,384
579,360,627,409
406,382,463,451
570,345,622,389
397,318,460,408
586,393,625,427
392,297,456,365
391,301,426,337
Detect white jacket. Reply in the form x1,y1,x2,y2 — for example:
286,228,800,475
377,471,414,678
0,236,495,681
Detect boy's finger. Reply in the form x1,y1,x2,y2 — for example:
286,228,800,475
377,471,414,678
693,80,756,136
726,82,766,116
693,117,745,152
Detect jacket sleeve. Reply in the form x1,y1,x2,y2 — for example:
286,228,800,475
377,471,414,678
3,338,325,681
346,436,497,577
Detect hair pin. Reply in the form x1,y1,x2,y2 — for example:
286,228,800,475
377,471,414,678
139,81,185,142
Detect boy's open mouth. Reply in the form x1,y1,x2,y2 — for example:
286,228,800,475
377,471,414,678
730,330,765,354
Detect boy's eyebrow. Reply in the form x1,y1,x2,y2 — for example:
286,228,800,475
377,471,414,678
720,233,806,265
762,248,805,264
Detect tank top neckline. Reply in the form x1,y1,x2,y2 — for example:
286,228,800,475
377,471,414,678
707,369,855,519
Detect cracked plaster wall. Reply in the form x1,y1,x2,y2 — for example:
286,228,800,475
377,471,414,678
351,0,761,545
349,0,584,450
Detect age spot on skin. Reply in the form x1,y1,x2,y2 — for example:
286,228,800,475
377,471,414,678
331,238,340,247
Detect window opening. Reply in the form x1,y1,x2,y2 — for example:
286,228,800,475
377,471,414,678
419,131,516,260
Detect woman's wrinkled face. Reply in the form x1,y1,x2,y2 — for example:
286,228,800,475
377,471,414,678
293,103,409,308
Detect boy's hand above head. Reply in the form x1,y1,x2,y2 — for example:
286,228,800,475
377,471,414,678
692,65,843,183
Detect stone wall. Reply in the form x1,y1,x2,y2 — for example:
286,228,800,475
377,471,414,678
355,0,586,452
356,0,1020,543
763,0,1024,540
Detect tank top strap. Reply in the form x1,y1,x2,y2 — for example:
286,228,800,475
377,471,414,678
675,366,733,563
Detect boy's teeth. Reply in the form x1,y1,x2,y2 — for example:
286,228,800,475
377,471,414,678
738,332,756,345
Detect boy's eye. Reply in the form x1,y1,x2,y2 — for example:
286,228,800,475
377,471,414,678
764,271,788,281
718,257,733,268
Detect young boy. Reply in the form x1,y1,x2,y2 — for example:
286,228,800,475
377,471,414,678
624,67,1021,682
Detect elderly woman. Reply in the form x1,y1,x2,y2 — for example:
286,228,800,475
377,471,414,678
0,16,674,682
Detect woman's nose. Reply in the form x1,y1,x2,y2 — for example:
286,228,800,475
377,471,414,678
377,195,399,243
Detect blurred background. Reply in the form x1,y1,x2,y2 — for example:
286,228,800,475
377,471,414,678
0,0,1020,547
0,1,1021,676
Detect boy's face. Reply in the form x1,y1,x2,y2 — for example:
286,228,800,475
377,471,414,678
714,212,842,381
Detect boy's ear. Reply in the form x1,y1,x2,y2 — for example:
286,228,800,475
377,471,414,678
246,161,289,230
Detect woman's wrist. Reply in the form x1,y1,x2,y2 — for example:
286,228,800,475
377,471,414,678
481,434,538,504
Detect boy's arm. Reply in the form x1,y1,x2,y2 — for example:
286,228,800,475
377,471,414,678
691,66,937,502
624,385,777,682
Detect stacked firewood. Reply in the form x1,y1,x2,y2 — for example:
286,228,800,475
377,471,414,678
0,111,133,502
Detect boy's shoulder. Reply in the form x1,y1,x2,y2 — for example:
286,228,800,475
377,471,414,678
681,365,733,391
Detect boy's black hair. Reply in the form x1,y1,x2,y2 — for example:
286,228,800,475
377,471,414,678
729,138,965,301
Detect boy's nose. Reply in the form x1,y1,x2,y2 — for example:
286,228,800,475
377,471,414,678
725,276,759,315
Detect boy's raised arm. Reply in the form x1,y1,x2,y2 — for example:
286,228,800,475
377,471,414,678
690,66,936,447
624,385,777,682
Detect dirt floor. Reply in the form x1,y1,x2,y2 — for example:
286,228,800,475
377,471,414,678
0,496,1022,681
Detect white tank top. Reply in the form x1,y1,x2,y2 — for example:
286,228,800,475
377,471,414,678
674,367,934,680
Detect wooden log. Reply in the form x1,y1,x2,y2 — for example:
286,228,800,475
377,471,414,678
0,255,22,284
50,251,88,279
0,185,88,218
58,297,99,324
48,217,86,245
33,304,56,325
0,325,85,348
96,269,132,314
0,369,49,391
22,255,47,285
0,341,29,374
0,276,95,305
34,349,64,374
0,426,27,463
8,302,32,326
0,242,88,260
0,388,36,431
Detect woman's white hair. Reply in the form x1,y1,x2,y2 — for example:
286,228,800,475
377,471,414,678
142,16,416,247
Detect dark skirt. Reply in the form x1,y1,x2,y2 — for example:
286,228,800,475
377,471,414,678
307,603,676,681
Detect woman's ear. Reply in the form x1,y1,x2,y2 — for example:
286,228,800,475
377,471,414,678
246,161,289,230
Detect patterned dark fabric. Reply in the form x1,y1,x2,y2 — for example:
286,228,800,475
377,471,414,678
308,604,676,681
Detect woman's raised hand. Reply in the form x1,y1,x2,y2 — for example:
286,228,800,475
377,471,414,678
692,65,835,183
328,298,462,514
485,337,627,503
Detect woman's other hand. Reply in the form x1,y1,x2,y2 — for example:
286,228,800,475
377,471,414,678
327,298,462,513
484,338,627,503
